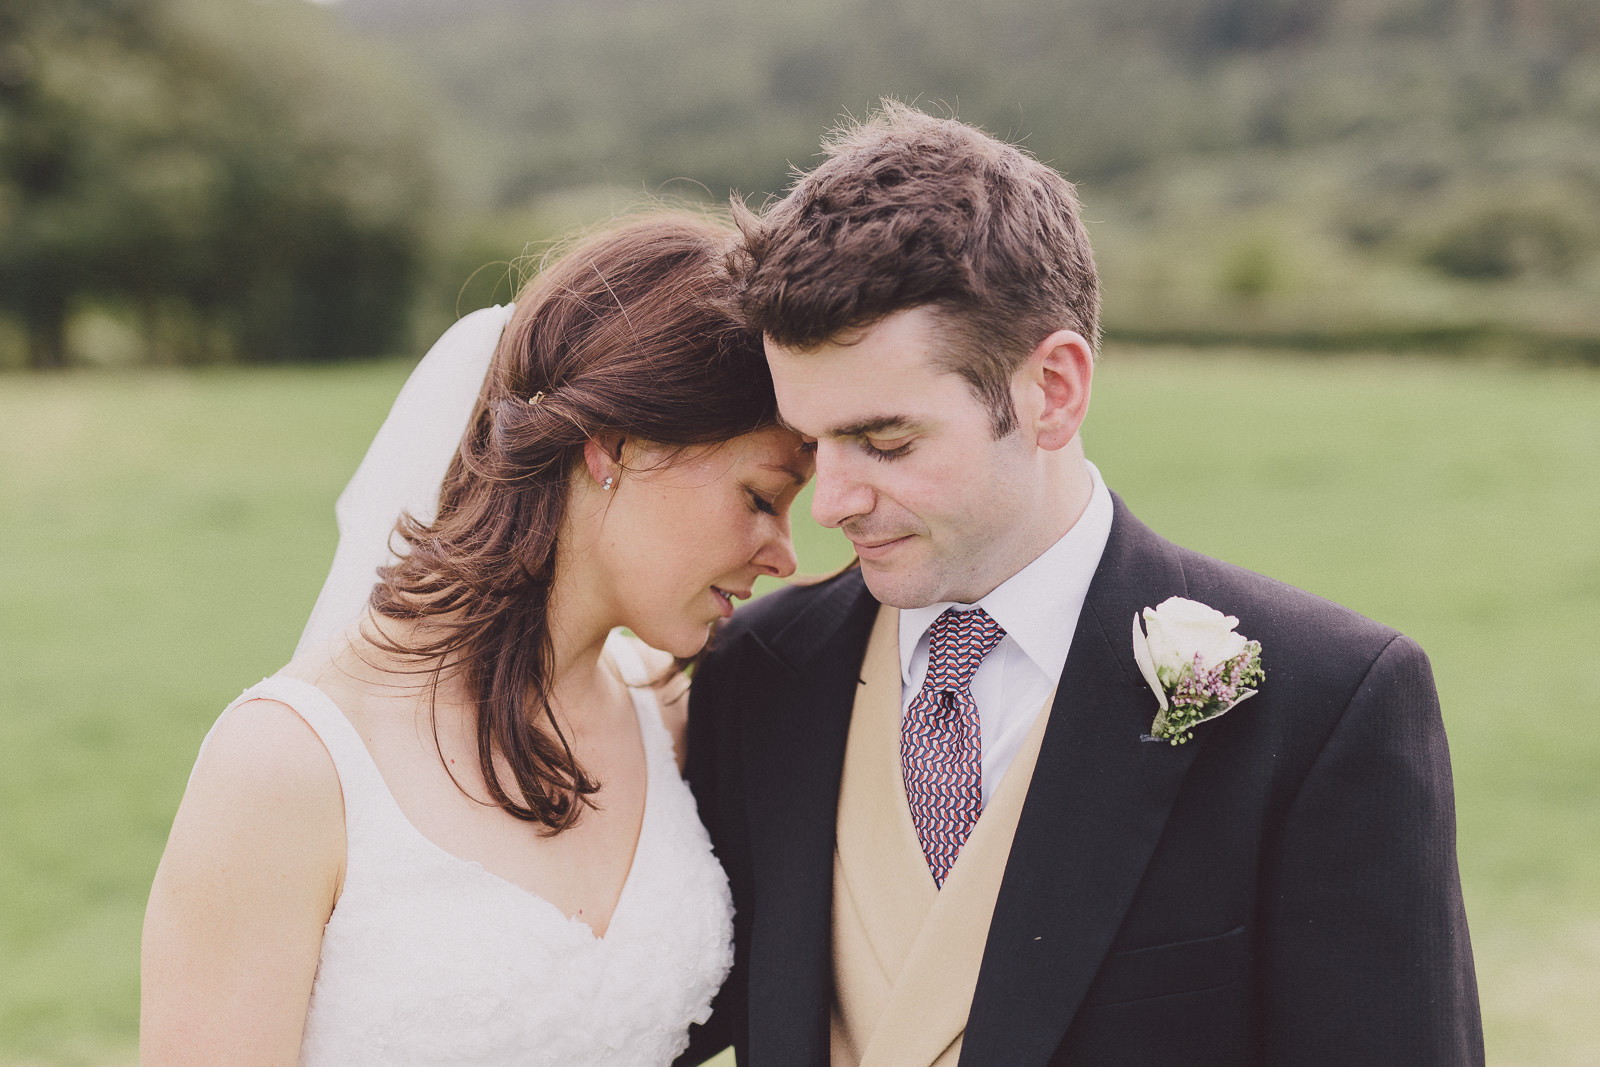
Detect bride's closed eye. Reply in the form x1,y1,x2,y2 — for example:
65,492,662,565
746,488,779,516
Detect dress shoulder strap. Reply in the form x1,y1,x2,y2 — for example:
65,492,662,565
603,631,674,759
603,629,652,685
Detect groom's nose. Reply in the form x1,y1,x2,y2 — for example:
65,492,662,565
809,442,874,529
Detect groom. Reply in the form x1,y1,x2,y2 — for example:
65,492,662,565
681,103,1483,1066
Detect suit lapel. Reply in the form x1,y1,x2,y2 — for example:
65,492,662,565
739,570,880,1067
960,497,1202,1067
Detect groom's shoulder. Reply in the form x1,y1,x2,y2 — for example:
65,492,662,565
711,566,872,657
1144,522,1418,677
1114,499,1415,671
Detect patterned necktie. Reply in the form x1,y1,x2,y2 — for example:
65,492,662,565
901,606,1007,888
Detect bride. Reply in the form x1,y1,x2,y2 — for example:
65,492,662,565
140,213,811,1065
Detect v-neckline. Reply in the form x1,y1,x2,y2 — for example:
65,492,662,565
277,669,658,943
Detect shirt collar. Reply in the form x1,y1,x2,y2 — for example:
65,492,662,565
898,461,1114,687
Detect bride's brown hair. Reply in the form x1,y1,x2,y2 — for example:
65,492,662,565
367,212,777,831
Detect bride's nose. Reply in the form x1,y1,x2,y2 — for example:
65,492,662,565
752,525,799,579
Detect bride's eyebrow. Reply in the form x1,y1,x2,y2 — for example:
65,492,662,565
758,461,809,487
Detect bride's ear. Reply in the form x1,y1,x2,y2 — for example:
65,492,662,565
582,436,624,491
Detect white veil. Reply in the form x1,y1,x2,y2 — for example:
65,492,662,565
295,303,517,659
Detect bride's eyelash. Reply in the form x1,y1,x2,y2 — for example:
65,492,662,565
747,489,778,516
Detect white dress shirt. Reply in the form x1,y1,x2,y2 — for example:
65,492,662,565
898,462,1114,807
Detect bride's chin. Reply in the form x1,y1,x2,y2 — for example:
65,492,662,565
670,629,713,661
629,621,712,662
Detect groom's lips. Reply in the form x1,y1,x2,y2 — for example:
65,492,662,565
850,535,911,561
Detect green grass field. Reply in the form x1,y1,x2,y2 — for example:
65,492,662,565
3,348,1597,1065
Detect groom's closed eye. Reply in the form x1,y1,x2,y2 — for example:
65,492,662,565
862,436,915,461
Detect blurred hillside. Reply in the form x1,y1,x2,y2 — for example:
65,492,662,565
3,0,1597,367
335,0,1600,357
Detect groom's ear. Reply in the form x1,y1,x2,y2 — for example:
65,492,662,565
1021,329,1093,451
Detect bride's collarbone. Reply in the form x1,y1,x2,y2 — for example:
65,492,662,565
348,680,650,930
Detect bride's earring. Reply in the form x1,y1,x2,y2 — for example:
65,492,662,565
602,476,615,492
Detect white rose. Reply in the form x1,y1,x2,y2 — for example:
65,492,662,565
1131,596,1249,710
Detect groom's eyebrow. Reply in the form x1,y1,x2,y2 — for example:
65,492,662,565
825,416,917,439
774,411,918,441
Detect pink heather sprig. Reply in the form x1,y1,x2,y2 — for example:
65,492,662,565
1150,640,1264,745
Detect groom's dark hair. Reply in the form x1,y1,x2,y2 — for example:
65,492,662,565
728,100,1100,438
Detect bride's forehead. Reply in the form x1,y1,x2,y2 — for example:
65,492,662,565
724,427,813,475
634,429,808,484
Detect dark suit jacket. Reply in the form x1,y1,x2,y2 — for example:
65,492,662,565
681,495,1483,1066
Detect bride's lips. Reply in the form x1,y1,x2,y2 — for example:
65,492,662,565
850,535,911,561
711,586,751,619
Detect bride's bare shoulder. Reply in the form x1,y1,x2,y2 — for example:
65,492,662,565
148,690,347,957
184,694,344,825
144,691,346,1037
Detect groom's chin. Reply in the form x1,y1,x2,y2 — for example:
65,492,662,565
856,562,940,611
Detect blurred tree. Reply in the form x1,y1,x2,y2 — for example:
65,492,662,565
1422,203,1585,280
0,0,434,367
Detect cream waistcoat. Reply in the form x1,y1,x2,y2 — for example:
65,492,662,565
831,606,1055,1067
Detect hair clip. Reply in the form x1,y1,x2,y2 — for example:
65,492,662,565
527,391,546,406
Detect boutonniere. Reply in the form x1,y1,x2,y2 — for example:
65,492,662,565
1132,596,1264,745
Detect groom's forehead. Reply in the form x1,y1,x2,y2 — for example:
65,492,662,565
769,357,962,433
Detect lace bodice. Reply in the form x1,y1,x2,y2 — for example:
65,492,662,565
212,633,733,1066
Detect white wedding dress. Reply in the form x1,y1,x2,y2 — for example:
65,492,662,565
209,633,733,1066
